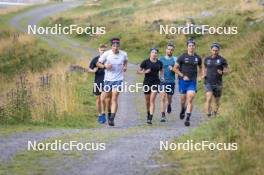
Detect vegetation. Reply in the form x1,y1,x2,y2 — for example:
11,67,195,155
0,9,98,128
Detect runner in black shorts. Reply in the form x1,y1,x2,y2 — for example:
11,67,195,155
174,38,202,126
159,43,177,122
203,43,229,117
88,44,109,124
137,48,164,124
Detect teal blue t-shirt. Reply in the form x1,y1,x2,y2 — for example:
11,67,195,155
159,55,177,83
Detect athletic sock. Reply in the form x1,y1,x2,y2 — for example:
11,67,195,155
180,105,186,114
111,113,116,119
147,111,150,116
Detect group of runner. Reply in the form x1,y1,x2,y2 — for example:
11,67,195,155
88,38,229,127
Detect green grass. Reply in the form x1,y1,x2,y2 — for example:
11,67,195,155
0,125,48,137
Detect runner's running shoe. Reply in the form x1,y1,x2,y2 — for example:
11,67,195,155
147,115,153,125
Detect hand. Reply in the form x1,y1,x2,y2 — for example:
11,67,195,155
105,64,112,70
217,69,223,75
123,65,127,72
144,69,151,74
200,74,206,80
183,75,189,81
168,65,173,71
160,77,165,83
223,68,229,75
198,76,202,82
93,67,98,72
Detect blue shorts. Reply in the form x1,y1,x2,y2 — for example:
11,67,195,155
104,80,123,92
178,79,197,94
160,82,175,96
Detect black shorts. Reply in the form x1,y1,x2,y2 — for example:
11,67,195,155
93,82,104,96
143,83,160,95
160,82,175,96
204,83,222,97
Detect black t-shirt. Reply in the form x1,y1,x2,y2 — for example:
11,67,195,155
204,55,228,85
177,53,202,80
140,58,163,84
89,55,105,83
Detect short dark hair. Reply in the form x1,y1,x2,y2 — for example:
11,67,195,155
150,47,159,53
110,38,120,45
186,38,196,46
167,43,175,48
211,43,220,49
99,44,107,48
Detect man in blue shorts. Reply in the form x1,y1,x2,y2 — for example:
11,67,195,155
174,38,202,126
204,43,229,117
159,43,177,122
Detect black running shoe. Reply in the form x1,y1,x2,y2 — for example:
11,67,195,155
167,104,172,114
160,116,166,122
184,117,190,126
180,112,185,120
108,116,115,126
147,115,152,125
207,113,212,117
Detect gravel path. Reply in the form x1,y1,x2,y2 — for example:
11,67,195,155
1,2,207,174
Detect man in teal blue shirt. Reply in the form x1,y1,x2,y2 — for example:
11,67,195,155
159,43,177,122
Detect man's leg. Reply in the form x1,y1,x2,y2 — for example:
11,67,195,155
160,92,167,122
212,85,222,116
108,89,119,126
145,94,150,117
106,93,112,118
179,94,187,119
99,91,110,124
205,91,213,117
179,80,187,119
166,83,174,114
213,96,220,116
96,95,102,115
185,91,196,126
148,91,158,124
167,94,172,113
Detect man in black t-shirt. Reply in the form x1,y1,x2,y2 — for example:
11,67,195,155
88,44,109,124
203,43,229,117
173,39,202,126
137,48,164,124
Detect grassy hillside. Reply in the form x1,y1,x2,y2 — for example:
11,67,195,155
0,7,98,128
42,0,264,174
